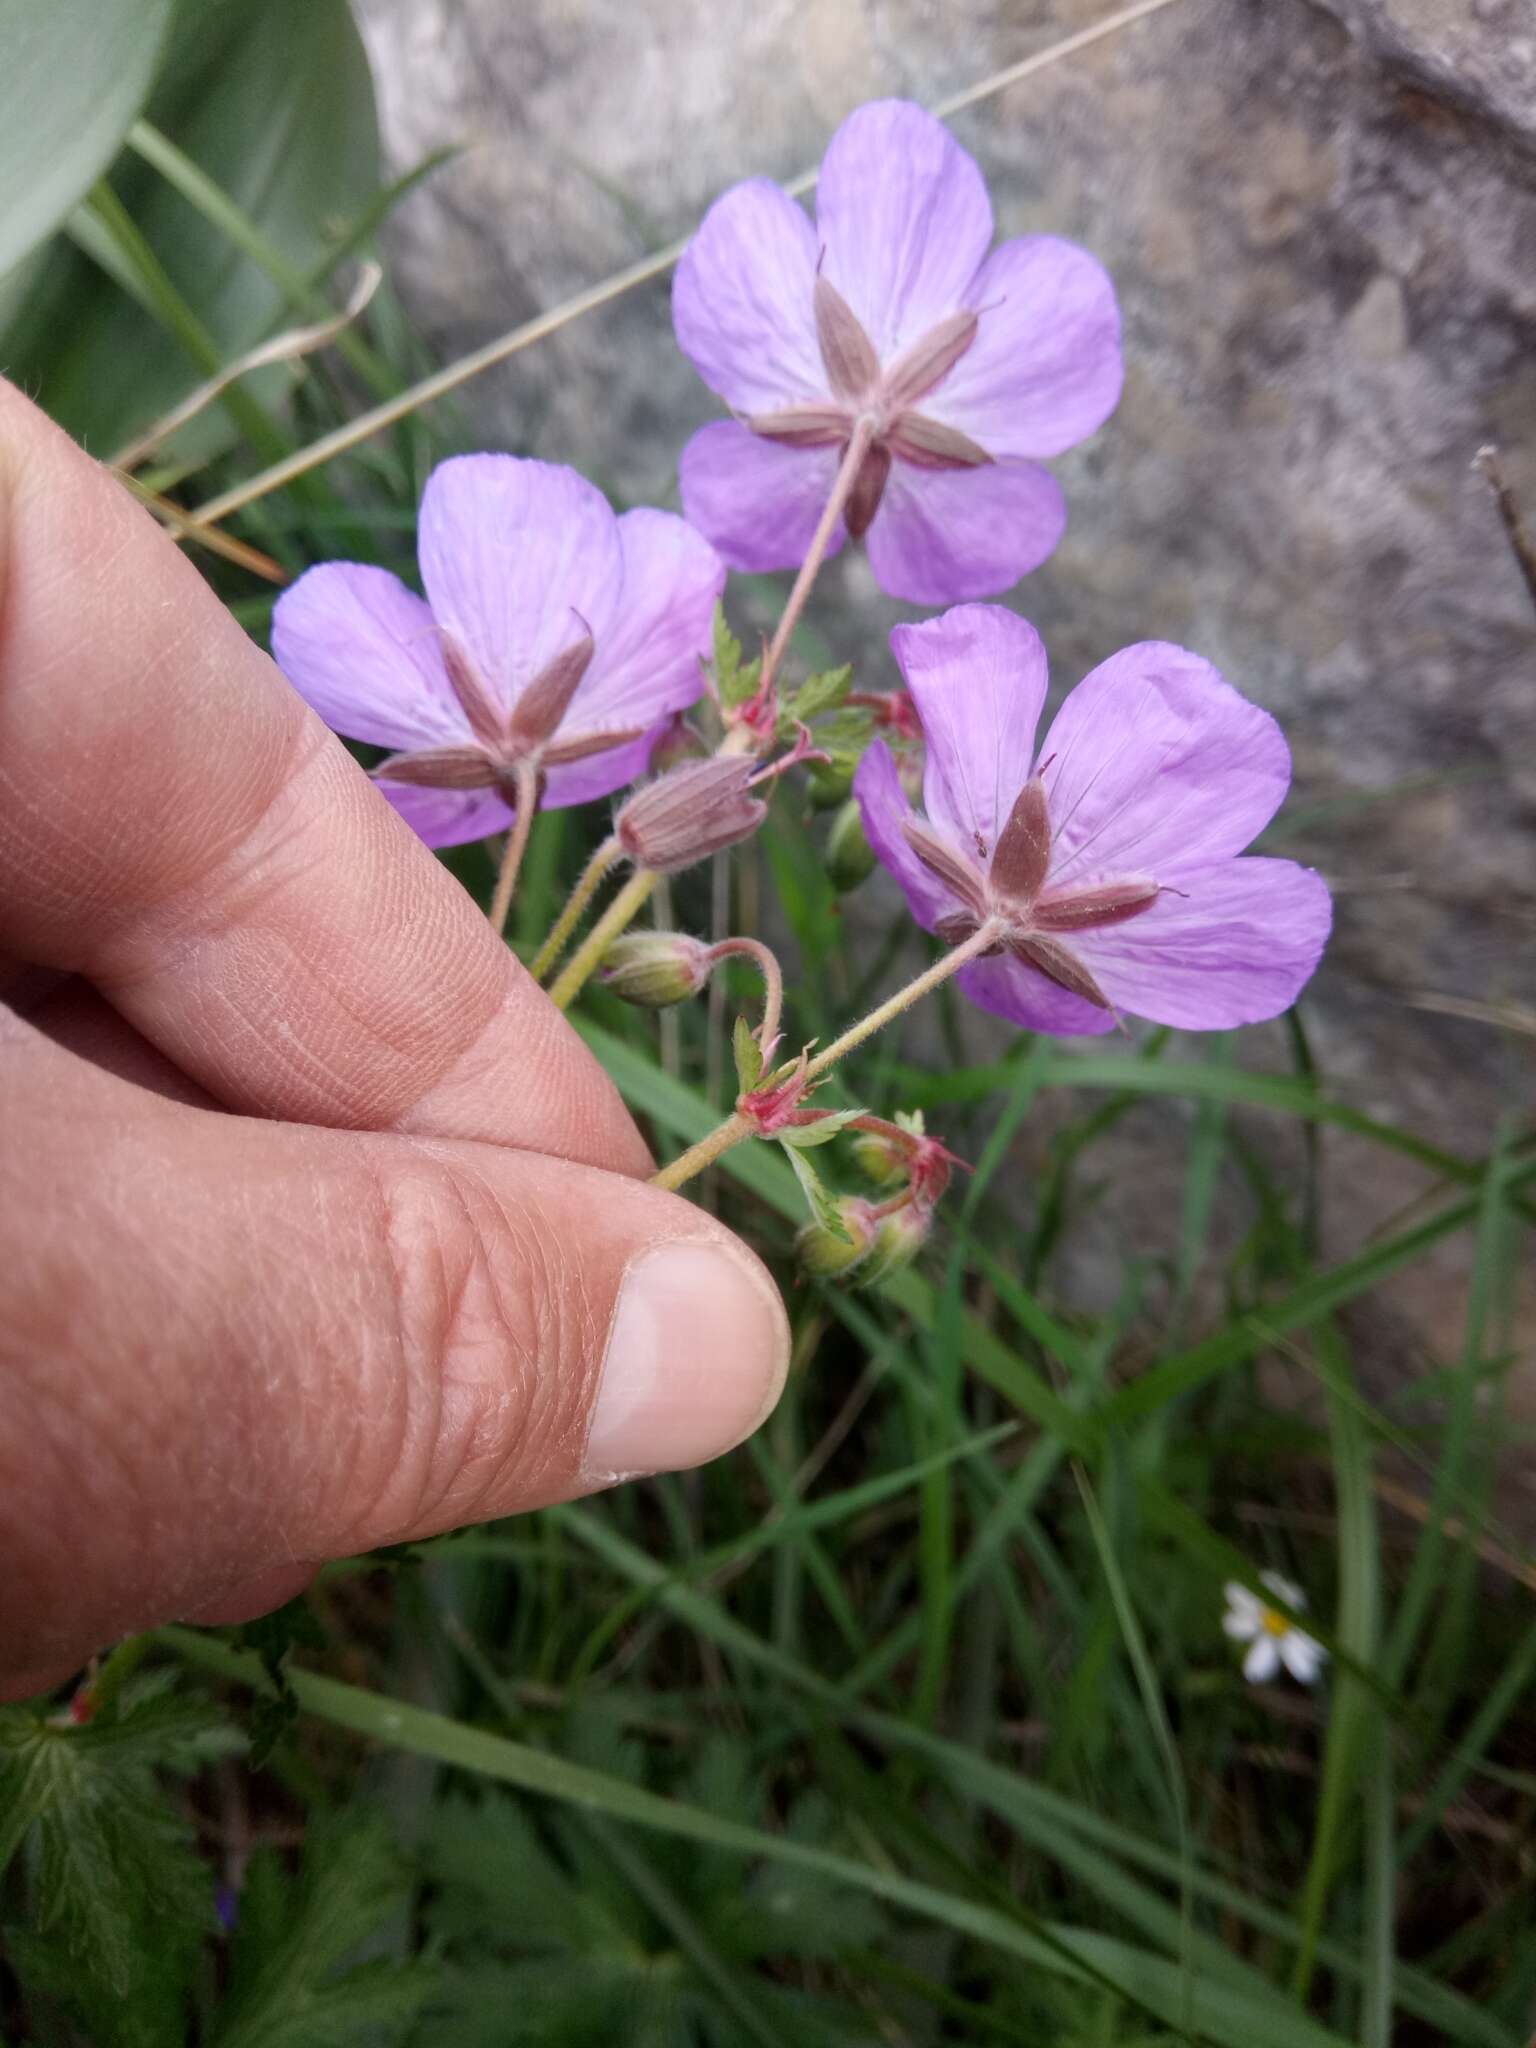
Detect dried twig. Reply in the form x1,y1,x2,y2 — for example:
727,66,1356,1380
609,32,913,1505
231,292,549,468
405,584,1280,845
117,262,383,474
1474,444,1536,617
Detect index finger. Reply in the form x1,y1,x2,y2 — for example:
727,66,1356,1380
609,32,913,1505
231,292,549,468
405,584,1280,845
0,381,649,1172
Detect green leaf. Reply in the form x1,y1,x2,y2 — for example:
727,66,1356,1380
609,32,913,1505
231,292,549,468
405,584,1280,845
0,0,174,276
211,1817,430,2048
781,1144,851,1242
732,1012,763,1093
778,1108,866,1149
712,603,762,711
1,0,379,458
0,1682,221,2020
164,1633,1363,2048
231,1593,327,1766
784,662,854,726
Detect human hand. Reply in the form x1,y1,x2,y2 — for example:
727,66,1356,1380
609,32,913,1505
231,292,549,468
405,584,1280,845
0,383,787,1697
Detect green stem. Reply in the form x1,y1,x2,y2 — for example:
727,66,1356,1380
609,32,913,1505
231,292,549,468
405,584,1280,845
530,834,621,982
548,867,661,1009
651,924,1002,1192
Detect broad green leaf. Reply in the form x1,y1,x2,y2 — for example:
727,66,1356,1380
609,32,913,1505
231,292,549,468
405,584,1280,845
0,0,173,277
1,0,379,458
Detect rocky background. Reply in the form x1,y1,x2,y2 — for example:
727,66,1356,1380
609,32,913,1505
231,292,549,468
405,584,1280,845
350,0,1535,1437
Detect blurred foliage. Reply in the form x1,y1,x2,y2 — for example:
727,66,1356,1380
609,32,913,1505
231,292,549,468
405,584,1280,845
0,0,379,463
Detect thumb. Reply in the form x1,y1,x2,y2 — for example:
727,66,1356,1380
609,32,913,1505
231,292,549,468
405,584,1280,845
0,1019,788,1685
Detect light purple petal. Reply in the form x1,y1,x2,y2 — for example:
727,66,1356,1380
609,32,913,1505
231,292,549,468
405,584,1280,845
1071,856,1332,1030
815,101,992,357
271,563,464,751
852,739,957,932
541,723,670,812
866,458,1066,604
678,422,846,573
417,455,623,717
673,176,824,412
1041,643,1294,886
955,951,1117,1038
889,604,1049,856
927,235,1123,458
568,509,722,739
374,779,513,850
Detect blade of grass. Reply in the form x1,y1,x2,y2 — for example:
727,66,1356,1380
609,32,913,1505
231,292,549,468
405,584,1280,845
158,1630,1355,2047
1074,1456,1194,2038
1289,1320,1385,2012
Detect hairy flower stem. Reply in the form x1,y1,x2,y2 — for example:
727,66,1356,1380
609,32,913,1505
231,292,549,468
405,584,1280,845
548,867,661,1009
758,414,877,699
538,423,875,1005
708,937,785,1051
487,760,542,938
531,834,622,982
651,922,1002,1192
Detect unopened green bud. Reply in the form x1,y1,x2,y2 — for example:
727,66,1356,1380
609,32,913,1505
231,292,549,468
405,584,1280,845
795,1198,878,1279
858,1203,932,1287
600,931,712,1007
825,799,876,891
850,1129,908,1187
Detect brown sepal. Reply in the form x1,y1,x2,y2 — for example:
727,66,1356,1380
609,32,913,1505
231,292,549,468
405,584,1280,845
882,309,980,411
542,724,647,766
989,777,1052,904
508,627,596,752
887,411,993,471
845,442,893,539
901,816,991,921
814,274,881,403
1033,879,1160,932
374,745,499,790
1011,933,1113,1011
746,404,850,448
440,630,508,752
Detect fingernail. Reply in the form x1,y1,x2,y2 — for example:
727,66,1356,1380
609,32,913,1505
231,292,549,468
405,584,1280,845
584,1239,789,1481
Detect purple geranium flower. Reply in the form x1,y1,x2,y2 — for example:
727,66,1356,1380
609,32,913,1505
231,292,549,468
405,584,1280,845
855,605,1332,1034
672,99,1122,606
272,455,724,847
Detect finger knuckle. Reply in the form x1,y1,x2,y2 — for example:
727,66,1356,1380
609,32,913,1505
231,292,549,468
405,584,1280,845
342,1154,598,1545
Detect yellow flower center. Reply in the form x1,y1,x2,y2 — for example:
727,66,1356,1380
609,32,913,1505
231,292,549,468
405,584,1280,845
1261,1607,1289,1637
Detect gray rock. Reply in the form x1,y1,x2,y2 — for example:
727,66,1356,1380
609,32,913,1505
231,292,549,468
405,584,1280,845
352,0,1536,1412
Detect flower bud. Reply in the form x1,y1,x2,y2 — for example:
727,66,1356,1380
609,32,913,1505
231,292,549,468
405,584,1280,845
850,1128,908,1187
808,759,856,809
858,1202,932,1286
826,799,877,891
600,931,712,1007
616,758,767,874
795,1198,878,1279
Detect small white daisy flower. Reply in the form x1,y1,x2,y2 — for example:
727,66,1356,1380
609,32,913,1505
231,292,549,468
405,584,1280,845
1223,1571,1326,1686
